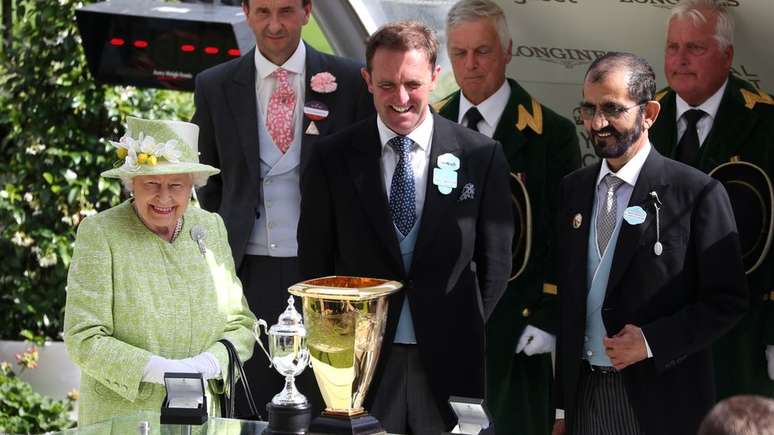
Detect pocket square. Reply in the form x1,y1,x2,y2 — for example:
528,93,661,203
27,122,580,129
458,183,475,202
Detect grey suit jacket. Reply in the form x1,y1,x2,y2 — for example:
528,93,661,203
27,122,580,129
192,44,374,266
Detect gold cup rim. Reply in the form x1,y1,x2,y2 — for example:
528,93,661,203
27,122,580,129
288,276,402,301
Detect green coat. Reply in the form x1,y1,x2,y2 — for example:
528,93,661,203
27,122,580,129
651,74,774,398
64,201,257,426
437,79,580,435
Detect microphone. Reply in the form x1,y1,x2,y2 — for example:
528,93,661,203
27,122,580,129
190,225,207,254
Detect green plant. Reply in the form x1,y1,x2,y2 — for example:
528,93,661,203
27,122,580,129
0,347,76,434
0,0,193,342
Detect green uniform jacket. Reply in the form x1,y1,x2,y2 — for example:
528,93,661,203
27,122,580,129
437,79,580,435
651,74,774,398
64,201,257,426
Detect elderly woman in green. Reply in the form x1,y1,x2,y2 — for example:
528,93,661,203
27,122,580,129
64,117,256,426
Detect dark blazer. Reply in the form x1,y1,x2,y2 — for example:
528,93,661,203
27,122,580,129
651,75,774,398
555,147,748,435
192,44,373,267
297,113,513,426
437,79,580,435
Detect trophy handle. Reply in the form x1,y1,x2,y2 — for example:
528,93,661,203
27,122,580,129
253,319,273,368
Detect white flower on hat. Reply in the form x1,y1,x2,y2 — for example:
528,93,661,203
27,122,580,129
156,139,182,163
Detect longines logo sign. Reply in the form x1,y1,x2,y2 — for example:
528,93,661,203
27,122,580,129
618,0,739,8
513,46,608,69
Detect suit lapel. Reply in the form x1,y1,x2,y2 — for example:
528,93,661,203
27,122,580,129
225,49,260,178
566,164,598,301
606,148,668,294
301,45,335,174
493,80,529,161
411,114,462,270
344,118,404,274
698,79,758,171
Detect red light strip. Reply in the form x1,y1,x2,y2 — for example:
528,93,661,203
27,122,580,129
227,48,240,57
204,46,219,55
133,40,149,49
110,38,125,46
180,44,196,53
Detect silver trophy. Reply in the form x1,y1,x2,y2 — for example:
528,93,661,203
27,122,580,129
254,296,311,407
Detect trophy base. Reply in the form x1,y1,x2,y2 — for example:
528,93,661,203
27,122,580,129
263,401,312,435
307,412,386,435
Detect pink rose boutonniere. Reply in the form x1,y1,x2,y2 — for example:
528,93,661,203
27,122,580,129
310,72,337,93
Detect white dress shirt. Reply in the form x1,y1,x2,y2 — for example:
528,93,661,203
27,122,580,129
457,80,510,138
675,79,727,148
378,113,434,219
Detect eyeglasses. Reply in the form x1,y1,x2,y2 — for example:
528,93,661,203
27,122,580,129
577,101,646,121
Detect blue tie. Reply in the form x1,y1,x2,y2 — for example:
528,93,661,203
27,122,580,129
389,136,416,237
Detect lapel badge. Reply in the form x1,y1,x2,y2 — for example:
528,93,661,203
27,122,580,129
458,183,475,202
305,121,320,136
433,153,460,195
572,213,582,229
303,100,329,121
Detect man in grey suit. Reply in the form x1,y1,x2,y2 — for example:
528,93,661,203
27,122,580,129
191,0,373,416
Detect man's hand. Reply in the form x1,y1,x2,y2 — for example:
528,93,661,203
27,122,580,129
516,325,556,356
552,419,566,435
603,324,647,370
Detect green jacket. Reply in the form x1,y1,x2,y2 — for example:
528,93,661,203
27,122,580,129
437,79,580,435
651,75,774,398
437,78,580,339
64,201,256,426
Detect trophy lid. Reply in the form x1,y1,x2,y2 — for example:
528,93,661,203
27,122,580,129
269,296,306,337
288,276,402,301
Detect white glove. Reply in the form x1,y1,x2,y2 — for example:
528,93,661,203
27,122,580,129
516,325,556,356
142,352,220,384
766,345,774,381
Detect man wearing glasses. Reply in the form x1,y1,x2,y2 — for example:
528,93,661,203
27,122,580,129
650,0,774,401
552,52,747,435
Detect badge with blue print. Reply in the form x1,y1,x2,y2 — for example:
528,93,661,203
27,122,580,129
433,153,459,194
623,206,647,225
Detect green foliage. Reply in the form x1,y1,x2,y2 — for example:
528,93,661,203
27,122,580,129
0,362,75,434
0,0,194,341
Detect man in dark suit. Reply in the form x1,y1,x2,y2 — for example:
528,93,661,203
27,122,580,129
191,0,373,415
552,52,747,435
298,20,513,434
651,0,774,400
435,1,580,433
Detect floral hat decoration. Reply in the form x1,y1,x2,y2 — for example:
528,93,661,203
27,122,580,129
101,116,219,179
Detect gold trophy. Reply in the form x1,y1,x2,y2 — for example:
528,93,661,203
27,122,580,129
288,276,402,435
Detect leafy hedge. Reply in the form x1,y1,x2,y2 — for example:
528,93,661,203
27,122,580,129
0,0,194,342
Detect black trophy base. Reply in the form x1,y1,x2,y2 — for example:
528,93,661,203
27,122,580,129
307,412,386,435
263,401,312,435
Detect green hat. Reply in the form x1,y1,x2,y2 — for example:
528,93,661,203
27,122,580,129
509,172,532,281
709,158,773,274
101,117,220,179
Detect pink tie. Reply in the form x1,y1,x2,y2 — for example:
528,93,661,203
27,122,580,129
266,68,295,153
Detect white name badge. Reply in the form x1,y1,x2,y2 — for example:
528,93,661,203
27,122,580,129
623,206,647,225
437,153,460,171
433,168,458,195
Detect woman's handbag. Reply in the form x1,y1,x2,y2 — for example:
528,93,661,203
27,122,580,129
217,339,262,420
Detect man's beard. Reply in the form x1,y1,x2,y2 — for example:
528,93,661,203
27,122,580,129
590,113,643,159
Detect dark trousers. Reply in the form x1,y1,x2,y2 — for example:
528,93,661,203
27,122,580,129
572,363,641,435
236,255,325,418
369,344,448,435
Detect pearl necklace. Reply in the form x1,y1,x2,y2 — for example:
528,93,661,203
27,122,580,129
169,216,184,243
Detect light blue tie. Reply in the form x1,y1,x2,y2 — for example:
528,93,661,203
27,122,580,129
389,136,416,237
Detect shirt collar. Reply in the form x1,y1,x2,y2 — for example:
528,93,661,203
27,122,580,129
377,111,434,153
457,79,510,128
254,41,306,80
675,78,727,121
596,140,652,188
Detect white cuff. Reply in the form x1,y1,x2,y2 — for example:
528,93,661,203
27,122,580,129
641,329,653,358
555,409,565,419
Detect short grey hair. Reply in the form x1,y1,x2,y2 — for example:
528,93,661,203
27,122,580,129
120,172,208,194
669,0,734,50
446,0,511,52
